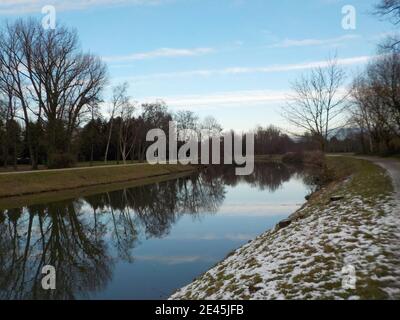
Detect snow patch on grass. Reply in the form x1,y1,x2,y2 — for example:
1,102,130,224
170,167,400,300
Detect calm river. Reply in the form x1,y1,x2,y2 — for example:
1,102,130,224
0,162,316,299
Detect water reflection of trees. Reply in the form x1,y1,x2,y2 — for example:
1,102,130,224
202,162,308,192
0,172,225,299
0,203,111,300
0,162,317,299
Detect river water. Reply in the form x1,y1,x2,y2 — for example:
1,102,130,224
0,162,316,299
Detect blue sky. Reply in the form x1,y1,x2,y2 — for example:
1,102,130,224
0,0,396,131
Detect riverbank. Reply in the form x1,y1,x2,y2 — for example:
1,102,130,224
170,156,400,300
0,163,197,203
0,160,143,173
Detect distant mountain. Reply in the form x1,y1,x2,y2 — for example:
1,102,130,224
330,127,361,140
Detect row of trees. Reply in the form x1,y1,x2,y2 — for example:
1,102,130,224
282,0,400,155
282,49,400,155
0,18,228,169
80,95,300,165
0,19,107,169
80,88,226,165
350,49,400,154
347,0,400,154
4,0,396,169
0,18,301,170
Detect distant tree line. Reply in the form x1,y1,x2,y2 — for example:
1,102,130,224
345,0,400,154
7,4,399,170
79,100,304,165
0,16,304,171
350,48,400,154
0,18,226,169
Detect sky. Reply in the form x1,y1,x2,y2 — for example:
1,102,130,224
0,0,396,132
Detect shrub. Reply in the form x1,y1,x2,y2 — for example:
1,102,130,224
307,166,335,190
47,153,76,169
282,150,327,167
282,151,304,164
303,151,325,168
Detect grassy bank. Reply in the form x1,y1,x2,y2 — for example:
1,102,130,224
254,155,283,162
0,163,197,201
170,156,399,300
0,160,142,173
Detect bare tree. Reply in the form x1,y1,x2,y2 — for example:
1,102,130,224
119,100,136,164
253,125,293,155
351,52,400,153
0,18,107,167
20,20,107,155
200,116,223,138
139,102,172,161
0,21,39,168
104,82,129,163
351,76,381,153
376,0,400,24
368,51,400,135
174,110,199,141
283,59,349,151
375,0,400,48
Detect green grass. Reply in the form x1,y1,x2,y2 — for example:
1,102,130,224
0,163,197,201
75,160,140,167
299,156,393,213
0,170,195,210
326,156,393,198
391,154,400,162
254,155,283,162
0,160,141,173
175,156,396,300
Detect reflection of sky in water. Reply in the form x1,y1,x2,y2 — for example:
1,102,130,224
89,177,308,300
0,164,314,300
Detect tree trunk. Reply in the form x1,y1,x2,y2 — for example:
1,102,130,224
368,135,374,154
12,137,17,170
23,119,38,170
104,118,113,164
3,143,8,168
320,136,326,152
90,143,94,167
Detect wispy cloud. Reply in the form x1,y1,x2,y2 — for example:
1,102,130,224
115,55,372,111
137,89,288,110
268,34,360,48
99,89,288,118
103,47,215,63
371,30,400,41
118,55,373,81
0,0,171,15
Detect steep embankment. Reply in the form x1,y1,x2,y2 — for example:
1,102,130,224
170,157,400,300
